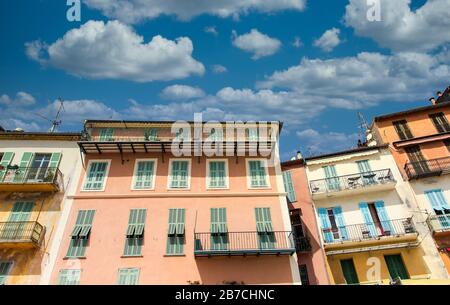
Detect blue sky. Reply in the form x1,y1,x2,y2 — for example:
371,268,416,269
0,0,449,160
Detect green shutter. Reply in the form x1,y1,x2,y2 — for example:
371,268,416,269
84,162,108,190
166,209,185,255
13,152,33,183
45,153,61,181
255,208,275,249
134,161,155,189
249,161,267,187
0,262,13,285
385,255,409,280
58,269,81,285
209,161,226,188
282,171,296,202
171,161,189,188
118,268,140,285
67,210,95,258
341,259,359,285
210,208,228,250
124,209,146,256
99,128,114,141
0,152,14,181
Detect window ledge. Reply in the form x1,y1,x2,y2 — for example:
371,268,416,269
164,254,186,257
63,256,86,260
121,255,144,258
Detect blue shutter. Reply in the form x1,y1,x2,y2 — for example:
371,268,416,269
318,208,333,243
333,207,348,240
374,201,393,233
359,203,377,237
425,189,450,210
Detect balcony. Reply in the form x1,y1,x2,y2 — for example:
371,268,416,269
404,157,450,180
194,231,295,257
0,221,45,249
322,218,418,253
294,236,312,253
427,214,450,236
0,166,62,192
309,169,396,199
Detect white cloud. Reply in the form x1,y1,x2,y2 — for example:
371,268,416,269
160,85,205,100
344,0,450,52
211,64,227,73
25,20,205,82
83,0,306,23
292,36,303,48
232,29,281,60
0,92,36,106
313,28,341,52
296,129,359,156
258,50,450,108
204,26,218,36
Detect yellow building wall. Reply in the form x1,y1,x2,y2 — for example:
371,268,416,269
327,248,431,285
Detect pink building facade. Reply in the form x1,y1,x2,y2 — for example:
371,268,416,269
282,159,330,285
49,120,300,285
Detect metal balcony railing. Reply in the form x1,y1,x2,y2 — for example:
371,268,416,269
309,169,395,195
0,221,45,246
85,135,274,143
322,218,417,244
0,166,61,186
427,213,450,233
294,236,312,252
194,231,295,256
404,157,450,180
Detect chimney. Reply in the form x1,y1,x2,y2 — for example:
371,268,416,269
429,97,436,105
296,151,303,160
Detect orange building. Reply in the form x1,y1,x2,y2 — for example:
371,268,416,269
281,157,330,285
49,120,300,285
371,96,450,275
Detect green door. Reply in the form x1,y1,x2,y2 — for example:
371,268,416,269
2,202,34,239
384,254,409,280
340,259,359,285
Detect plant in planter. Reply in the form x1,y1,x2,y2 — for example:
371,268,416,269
45,169,55,182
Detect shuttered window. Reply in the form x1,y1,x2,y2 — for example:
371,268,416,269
58,269,81,285
430,112,450,133
133,160,155,189
124,209,147,256
282,171,296,202
83,162,109,191
211,208,228,250
255,208,275,249
393,120,414,140
66,210,95,258
99,128,114,141
145,128,158,141
117,268,140,285
0,152,14,182
0,262,12,285
170,161,189,189
208,161,227,188
166,209,185,255
248,160,268,188
340,259,359,285
384,255,409,280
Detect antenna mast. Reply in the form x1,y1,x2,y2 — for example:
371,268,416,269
49,98,64,133
357,112,370,147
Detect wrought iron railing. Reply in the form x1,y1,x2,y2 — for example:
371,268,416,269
321,218,417,244
294,236,312,252
0,166,62,186
86,135,274,143
427,213,450,233
309,169,395,195
0,221,44,245
194,231,295,255
404,157,450,179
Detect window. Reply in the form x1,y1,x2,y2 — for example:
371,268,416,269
298,265,310,285
66,210,95,258
393,120,413,140
340,259,359,284
58,269,81,285
247,160,269,188
359,201,392,237
430,112,450,133
255,208,275,249
83,161,110,191
166,209,186,255
210,208,228,250
145,128,158,141
117,268,140,285
0,152,14,181
317,207,348,243
207,160,228,189
356,160,375,185
282,171,296,202
1,202,34,240
99,128,114,141
0,262,12,285
405,146,429,175
132,160,156,190
169,160,190,189
290,209,304,238
384,254,409,280
323,165,340,191
124,209,147,257
424,189,450,228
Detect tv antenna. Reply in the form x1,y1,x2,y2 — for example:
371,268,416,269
33,98,65,133
357,111,370,146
